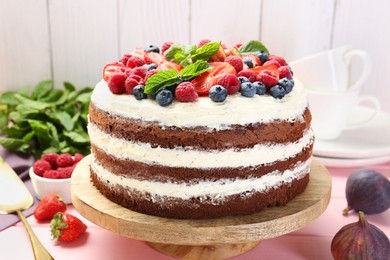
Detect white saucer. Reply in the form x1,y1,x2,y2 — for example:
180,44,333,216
315,154,390,168
314,106,390,159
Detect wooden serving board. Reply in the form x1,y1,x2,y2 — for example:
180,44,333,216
71,156,331,259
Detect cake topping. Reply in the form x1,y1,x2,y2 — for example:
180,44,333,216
102,40,295,106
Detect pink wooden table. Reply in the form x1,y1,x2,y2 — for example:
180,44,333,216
1,162,389,260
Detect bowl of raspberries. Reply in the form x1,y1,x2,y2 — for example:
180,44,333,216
29,153,84,204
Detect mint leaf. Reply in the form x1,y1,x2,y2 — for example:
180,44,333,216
144,69,181,95
180,60,212,81
31,80,53,100
191,42,220,62
239,40,269,54
164,44,183,61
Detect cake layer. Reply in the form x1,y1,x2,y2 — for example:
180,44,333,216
90,141,313,182
88,121,314,169
90,159,311,219
89,103,312,150
91,79,309,130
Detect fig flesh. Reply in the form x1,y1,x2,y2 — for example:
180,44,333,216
331,211,390,260
344,169,390,215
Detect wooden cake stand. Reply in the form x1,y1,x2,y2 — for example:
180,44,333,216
71,156,331,260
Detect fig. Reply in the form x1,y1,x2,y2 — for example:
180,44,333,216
331,211,390,260
343,169,390,216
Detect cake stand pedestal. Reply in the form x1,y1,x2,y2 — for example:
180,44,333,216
71,156,332,260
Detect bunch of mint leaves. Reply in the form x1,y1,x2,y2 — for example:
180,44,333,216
0,80,93,159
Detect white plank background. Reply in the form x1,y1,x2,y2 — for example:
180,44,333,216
0,0,390,112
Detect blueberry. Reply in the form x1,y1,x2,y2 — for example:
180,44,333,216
238,76,250,84
270,85,286,99
144,63,158,71
240,82,256,97
252,81,266,95
156,89,173,106
209,85,228,102
133,85,147,100
144,45,160,53
255,51,269,64
278,78,295,94
288,65,294,76
243,58,254,68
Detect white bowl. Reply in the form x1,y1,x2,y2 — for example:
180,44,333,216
29,167,72,204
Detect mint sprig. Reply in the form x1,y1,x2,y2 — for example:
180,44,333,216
144,69,181,95
145,60,212,94
164,42,221,66
239,40,269,54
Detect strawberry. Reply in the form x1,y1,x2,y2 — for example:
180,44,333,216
249,63,280,79
209,45,226,62
161,41,173,54
242,54,261,67
50,212,87,242
197,39,211,48
191,62,236,95
103,62,125,82
34,194,67,221
144,52,165,65
263,59,281,68
159,61,182,72
33,160,52,177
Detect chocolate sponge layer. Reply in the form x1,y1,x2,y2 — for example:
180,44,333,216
89,103,312,151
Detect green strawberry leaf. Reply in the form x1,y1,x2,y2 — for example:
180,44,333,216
180,60,212,81
191,42,220,62
144,69,181,95
239,40,269,54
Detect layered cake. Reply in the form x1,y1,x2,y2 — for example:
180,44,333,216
88,40,314,219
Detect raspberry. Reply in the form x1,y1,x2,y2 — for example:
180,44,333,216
144,69,159,82
73,153,84,163
33,160,52,177
125,77,139,94
278,65,293,79
58,166,75,179
263,59,281,68
268,54,287,66
258,70,279,90
43,170,61,179
121,54,132,66
161,41,173,54
56,153,74,168
126,56,145,68
108,73,126,94
217,74,240,95
41,153,59,169
225,56,243,73
237,70,257,82
175,82,198,102
131,66,148,79
197,39,211,48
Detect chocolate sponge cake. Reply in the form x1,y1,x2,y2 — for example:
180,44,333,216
88,40,314,219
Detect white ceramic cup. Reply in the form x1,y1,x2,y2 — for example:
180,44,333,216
290,46,372,92
307,89,380,140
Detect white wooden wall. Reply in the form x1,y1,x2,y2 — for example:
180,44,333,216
1,0,390,112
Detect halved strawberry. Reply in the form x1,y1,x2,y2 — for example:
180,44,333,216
209,45,226,62
131,48,145,59
249,63,280,78
144,52,165,65
225,48,241,57
242,54,261,67
159,61,182,72
103,62,125,82
192,62,236,95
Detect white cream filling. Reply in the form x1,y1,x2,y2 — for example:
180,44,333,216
91,156,311,201
91,79,308,130
88,122,314,168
